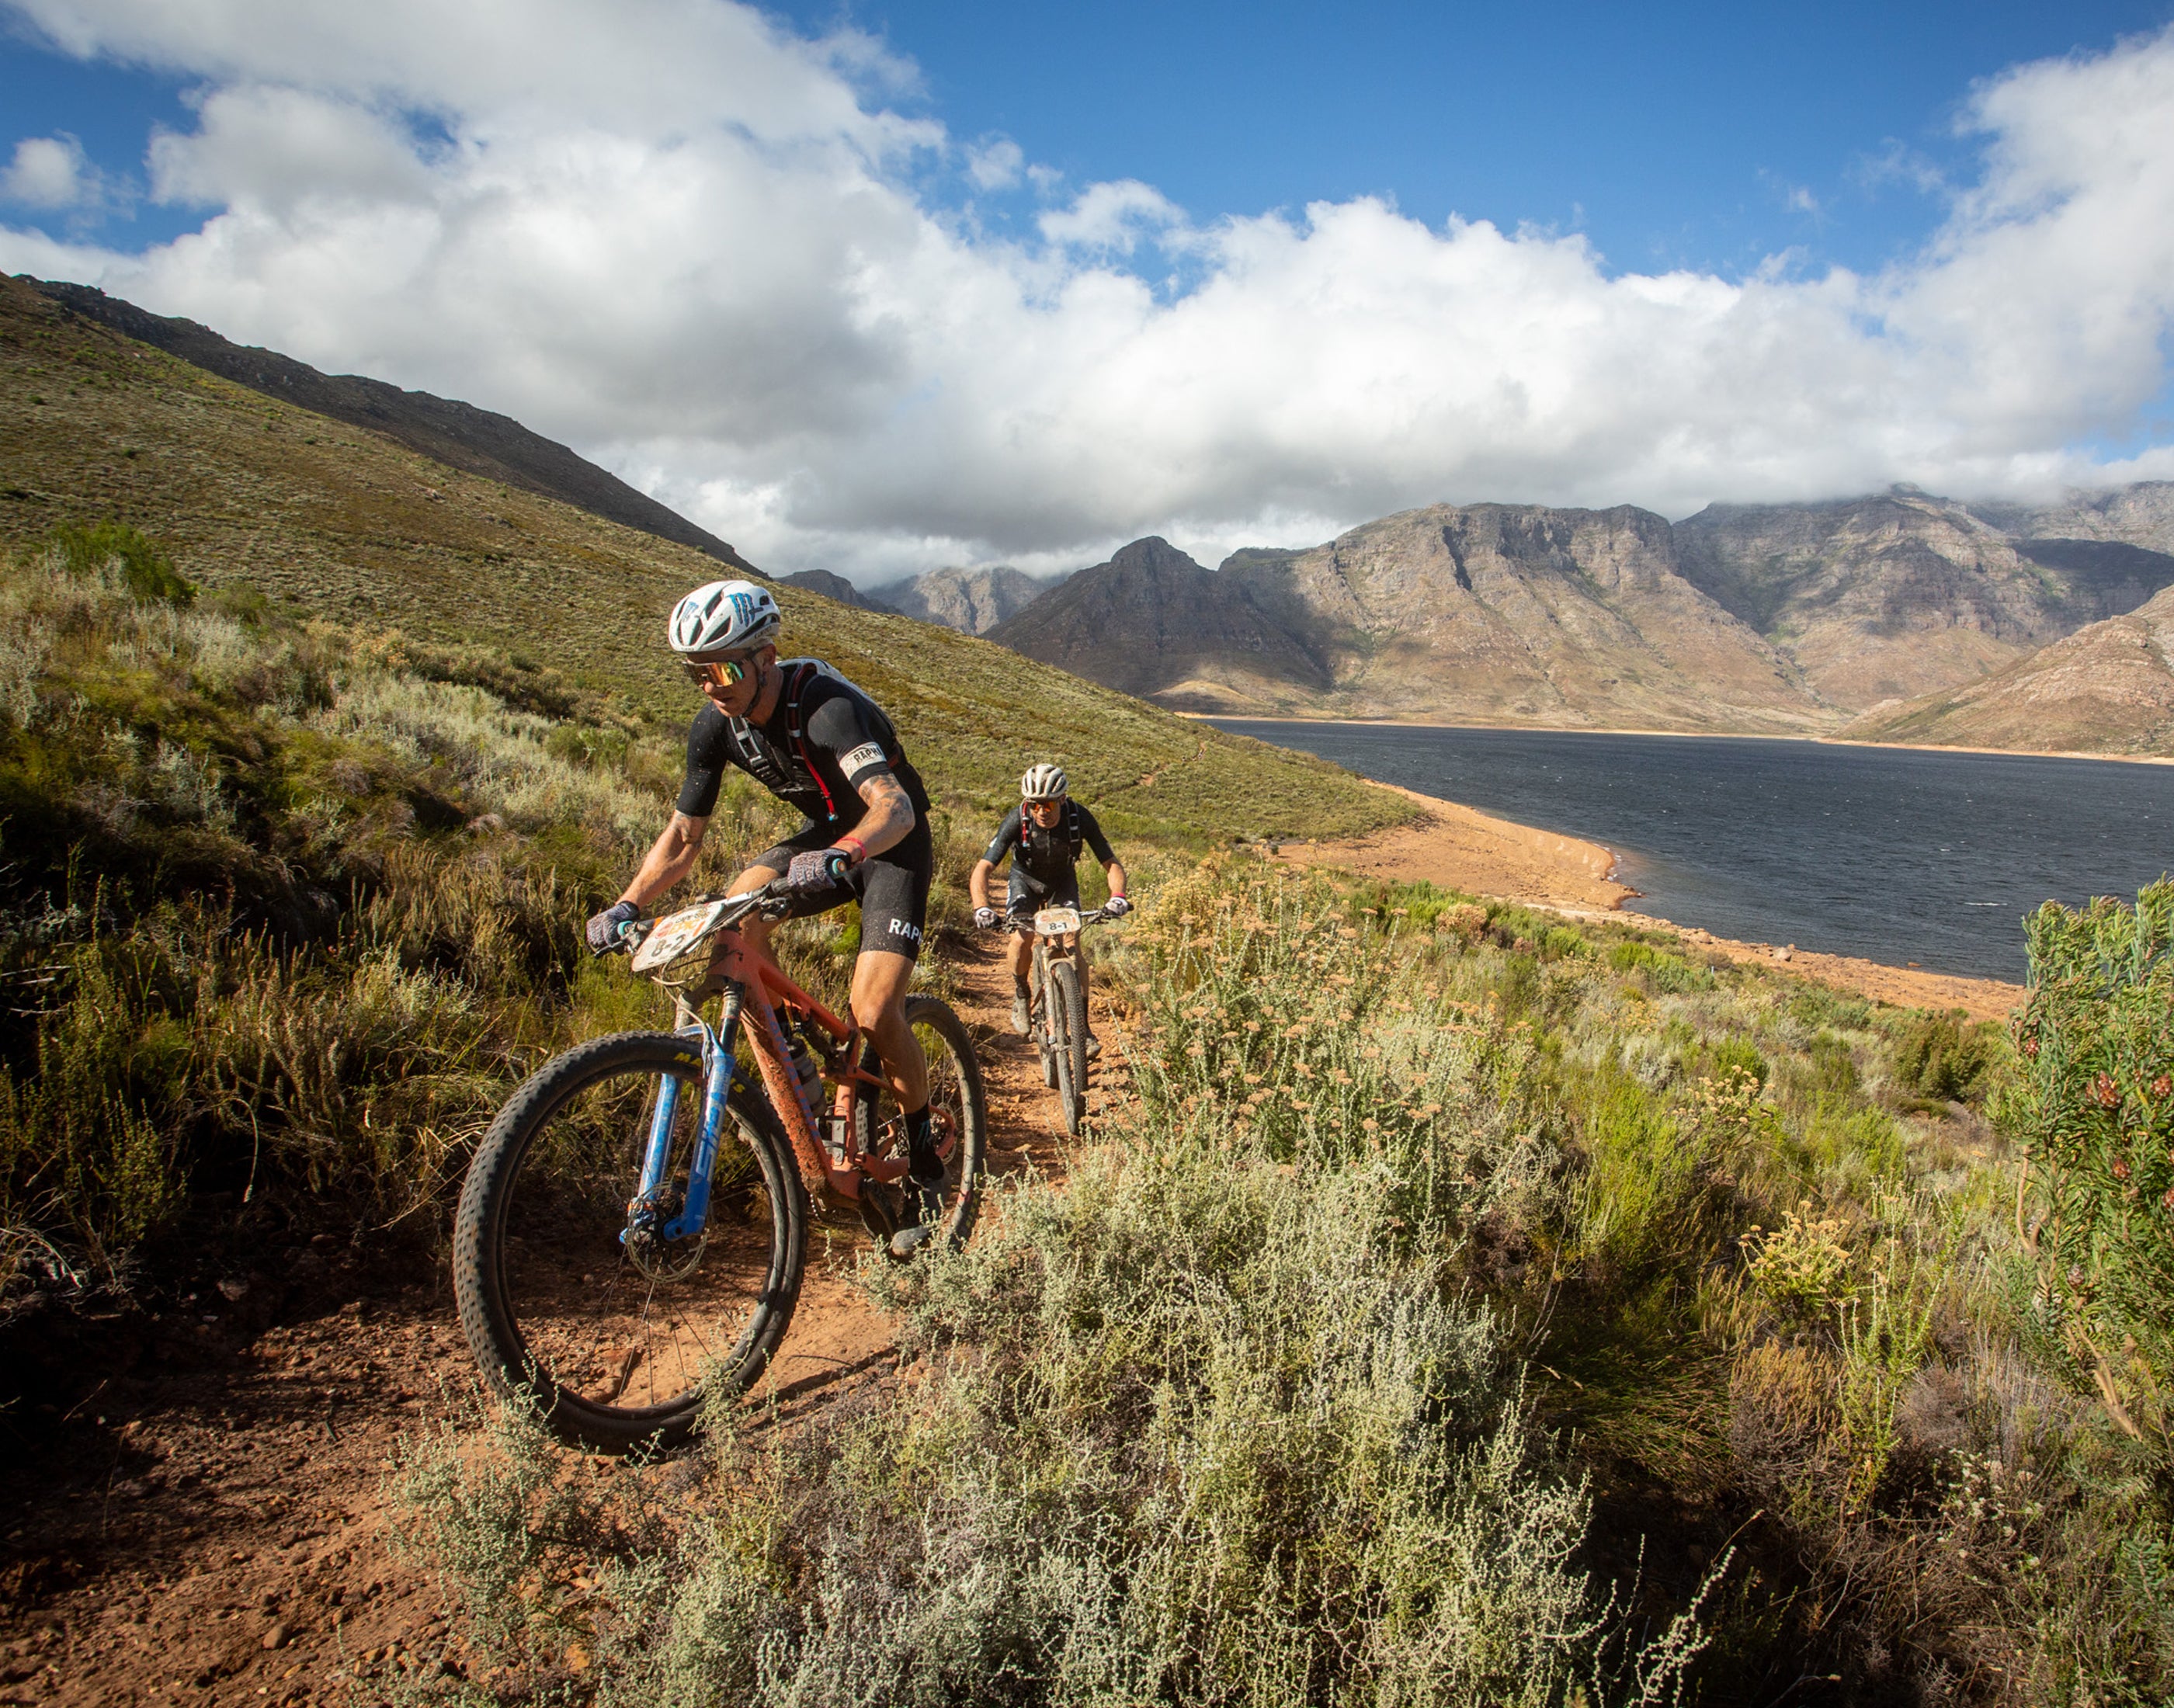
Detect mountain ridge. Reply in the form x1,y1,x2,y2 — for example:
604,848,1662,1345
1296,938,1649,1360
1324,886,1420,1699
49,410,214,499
995,505,1828,734
989,485,2174,754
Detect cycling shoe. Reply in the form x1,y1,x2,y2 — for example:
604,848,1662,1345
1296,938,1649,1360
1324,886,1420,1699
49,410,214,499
888,1179,947,1258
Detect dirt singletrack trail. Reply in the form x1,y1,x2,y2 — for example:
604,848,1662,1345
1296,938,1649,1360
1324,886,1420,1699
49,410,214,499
0,935,1130,1706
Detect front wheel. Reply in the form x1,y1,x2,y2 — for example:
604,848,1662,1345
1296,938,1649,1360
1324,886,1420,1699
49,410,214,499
453,1031,807,1453
1048,959,1089,1136
854,994,989,1251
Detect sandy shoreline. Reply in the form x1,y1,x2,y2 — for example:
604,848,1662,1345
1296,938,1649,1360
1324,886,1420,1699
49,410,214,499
1266,781,2026,1022
1196,710,2173,767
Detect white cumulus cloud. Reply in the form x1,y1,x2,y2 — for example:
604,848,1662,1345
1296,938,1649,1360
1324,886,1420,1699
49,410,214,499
4,0,2174,581
2,131,115,210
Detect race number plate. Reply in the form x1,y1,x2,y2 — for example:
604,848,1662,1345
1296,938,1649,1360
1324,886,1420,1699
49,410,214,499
1033,907,1082,937
630,898,733,972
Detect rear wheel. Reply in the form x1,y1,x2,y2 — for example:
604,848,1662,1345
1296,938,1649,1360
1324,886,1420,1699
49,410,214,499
453,1031,807,1453
1048,959,1089,1135
854,994,989,1251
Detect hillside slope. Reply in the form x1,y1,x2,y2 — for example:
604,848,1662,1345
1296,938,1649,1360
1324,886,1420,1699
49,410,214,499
1838,581,2174,755
28,277,759,573
995,506,1827,732
0,275,1401,843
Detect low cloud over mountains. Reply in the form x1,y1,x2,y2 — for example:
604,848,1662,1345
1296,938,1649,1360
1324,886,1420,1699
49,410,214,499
5,3,2174,580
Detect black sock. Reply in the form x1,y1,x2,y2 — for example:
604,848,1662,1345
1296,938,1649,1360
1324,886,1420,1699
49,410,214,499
904,1104,941,1184
1013,976,1030,999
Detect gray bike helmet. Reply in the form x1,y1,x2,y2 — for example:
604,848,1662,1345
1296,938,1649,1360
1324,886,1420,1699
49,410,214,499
1021,762,1067,801
669,578,781,658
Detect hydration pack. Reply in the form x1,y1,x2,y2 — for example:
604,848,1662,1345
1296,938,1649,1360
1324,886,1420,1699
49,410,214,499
724,659,880,823
1023,799,1085,867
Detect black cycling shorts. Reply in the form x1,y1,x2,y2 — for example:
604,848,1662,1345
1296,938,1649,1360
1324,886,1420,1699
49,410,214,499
752,821,932,963
1005,865,1080,926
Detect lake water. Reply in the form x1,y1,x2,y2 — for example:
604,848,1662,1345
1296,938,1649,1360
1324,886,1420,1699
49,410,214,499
1208,721,2174,982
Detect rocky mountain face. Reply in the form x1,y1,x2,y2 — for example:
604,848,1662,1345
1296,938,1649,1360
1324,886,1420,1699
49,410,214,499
1839,581,2174,755
990,487,2174,750
988,537,1330,700
993,506,1826,732
29,279,760,574
883,564,1060,634
1673,491,2061,710
1968,482,2174,555
783,568,893,612
1672,486,2174,713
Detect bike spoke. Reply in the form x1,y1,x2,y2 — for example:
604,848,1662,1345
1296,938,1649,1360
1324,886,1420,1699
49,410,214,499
487,1057,789,1422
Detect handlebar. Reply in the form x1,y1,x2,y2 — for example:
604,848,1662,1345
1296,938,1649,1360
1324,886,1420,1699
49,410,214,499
609,880,794,955
974,906,1120,932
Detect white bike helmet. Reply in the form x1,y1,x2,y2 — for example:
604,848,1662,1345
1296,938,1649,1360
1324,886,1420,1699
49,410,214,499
1021,762,1067,801
669,579,781,658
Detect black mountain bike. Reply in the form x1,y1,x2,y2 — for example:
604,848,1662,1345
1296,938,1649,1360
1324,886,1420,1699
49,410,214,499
988,903,1114,1135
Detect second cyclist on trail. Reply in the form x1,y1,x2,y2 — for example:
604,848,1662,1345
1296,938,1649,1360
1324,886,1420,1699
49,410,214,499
583,578,947,1225
970,763,1129,1043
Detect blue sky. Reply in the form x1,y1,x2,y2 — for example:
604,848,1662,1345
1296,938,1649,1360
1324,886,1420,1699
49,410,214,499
10,0,2172,273
690,0,2173,276
5,1,2174,576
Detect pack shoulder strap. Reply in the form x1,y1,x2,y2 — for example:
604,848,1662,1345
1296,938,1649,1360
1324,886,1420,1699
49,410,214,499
780,661,839,821
726,660,834,814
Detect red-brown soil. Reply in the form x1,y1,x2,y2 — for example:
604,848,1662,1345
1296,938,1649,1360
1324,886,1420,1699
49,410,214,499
0,935,1110,1706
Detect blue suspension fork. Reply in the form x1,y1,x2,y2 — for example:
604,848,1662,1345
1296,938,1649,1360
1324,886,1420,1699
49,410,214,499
625,985,742,1245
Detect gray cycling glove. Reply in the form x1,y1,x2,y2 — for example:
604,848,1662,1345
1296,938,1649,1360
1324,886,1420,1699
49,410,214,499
585,900,641,954
783,846,853,897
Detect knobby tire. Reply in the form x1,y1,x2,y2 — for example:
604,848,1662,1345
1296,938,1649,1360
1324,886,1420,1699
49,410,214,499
853,993,989,1251
453,1030,807,1454
1048,958,1089,1135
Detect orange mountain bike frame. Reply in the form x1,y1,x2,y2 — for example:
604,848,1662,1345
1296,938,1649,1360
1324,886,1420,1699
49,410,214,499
698,926,910,1202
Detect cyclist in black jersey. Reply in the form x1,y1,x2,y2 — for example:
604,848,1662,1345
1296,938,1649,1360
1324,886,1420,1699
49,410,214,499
968,762,1128,1037
583,579,945,1221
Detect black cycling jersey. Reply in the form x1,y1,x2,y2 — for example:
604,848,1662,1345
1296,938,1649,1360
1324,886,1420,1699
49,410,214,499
982,800,1115,887
678,659,931,832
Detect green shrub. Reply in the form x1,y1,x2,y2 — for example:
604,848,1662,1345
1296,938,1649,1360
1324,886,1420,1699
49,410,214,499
1606,939,1713,994
1707,1036,1769,1091
2012,880,2174,1446
49,520,195,605
1891,1006,2003,1109
1539,924,1590,961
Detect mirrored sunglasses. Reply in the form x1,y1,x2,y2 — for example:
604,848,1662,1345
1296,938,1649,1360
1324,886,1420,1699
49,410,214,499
682,655,752,687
